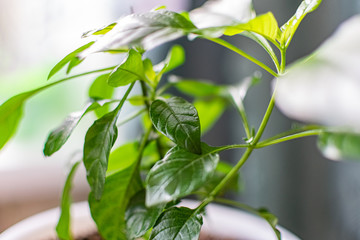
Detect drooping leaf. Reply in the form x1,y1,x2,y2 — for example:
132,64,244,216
84,83,135,199
48,42,94,79
56,161,81,240
149,97,202,154
44,102,101,156
149,207,203,240
258,208,281,240
107,49,144,87
223,12,280,44
146,144,219,206
126,190,165,239
194,98,227,134
79,10,196,57
88,157,142,240
277,0,322,48
318,131,360,161
0,76,75,151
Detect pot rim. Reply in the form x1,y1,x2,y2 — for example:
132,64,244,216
0,200,300,240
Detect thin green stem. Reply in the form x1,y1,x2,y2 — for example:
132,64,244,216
230,96,252,139
280,48,287,74
256,128,324,148
206,37,279,78
252,86,277,145
117,108,146,127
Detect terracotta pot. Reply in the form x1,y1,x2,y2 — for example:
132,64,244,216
0,200,300,240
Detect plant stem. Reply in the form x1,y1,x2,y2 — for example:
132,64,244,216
206,37,279,78
256,128,324,148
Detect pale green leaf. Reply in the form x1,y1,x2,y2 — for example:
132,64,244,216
44,102,100,156
194,98,227,134
149,207,202,240
48,42,94,79
56,161,81,240
318,131,360,161
172,77,224,98
224,12,280,44
149,97,202,154
108,50,144,87
82,22,117,38
79,10,196,56
258,208,281,240
146,144,219,206
88,73,114,100
277,0,322,48
155,45,185,74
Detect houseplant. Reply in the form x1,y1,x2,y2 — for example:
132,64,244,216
1,0,360,239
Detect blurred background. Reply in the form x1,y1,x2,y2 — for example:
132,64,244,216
1,0,360,239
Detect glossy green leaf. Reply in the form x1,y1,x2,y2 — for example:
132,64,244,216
108,50,144,87
48,42,94,79
318,131,360,161
44,102,100,156
149,207,202,240
89,157,142,240
80,10,196,56
224,12,280,44
82,22,117,38
56,161,80,240
194,98,227,134
149,97,202,154
126,190,165,239
84,83,135,199
277,0,322,48
173,77,224,98
146,144,219,206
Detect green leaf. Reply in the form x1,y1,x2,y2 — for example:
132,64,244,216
194,98,227,134
258,208,281,240
44,102,100,156
172,77,224,98
80,10,196,56
82,22,117,38
224,12,280,44
155,45,185,74
89,73,114,100
88,73,115,118
241,31,279,71
318,131,360,161
277,0,322,48
48,42,94,79
89,157,142,240
106,142,139,176
126,190,165,239
146,144,219,206
149,207,203,240
84,83,135,199
107,49,144,87
149,97,202,154
56,161,81,240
